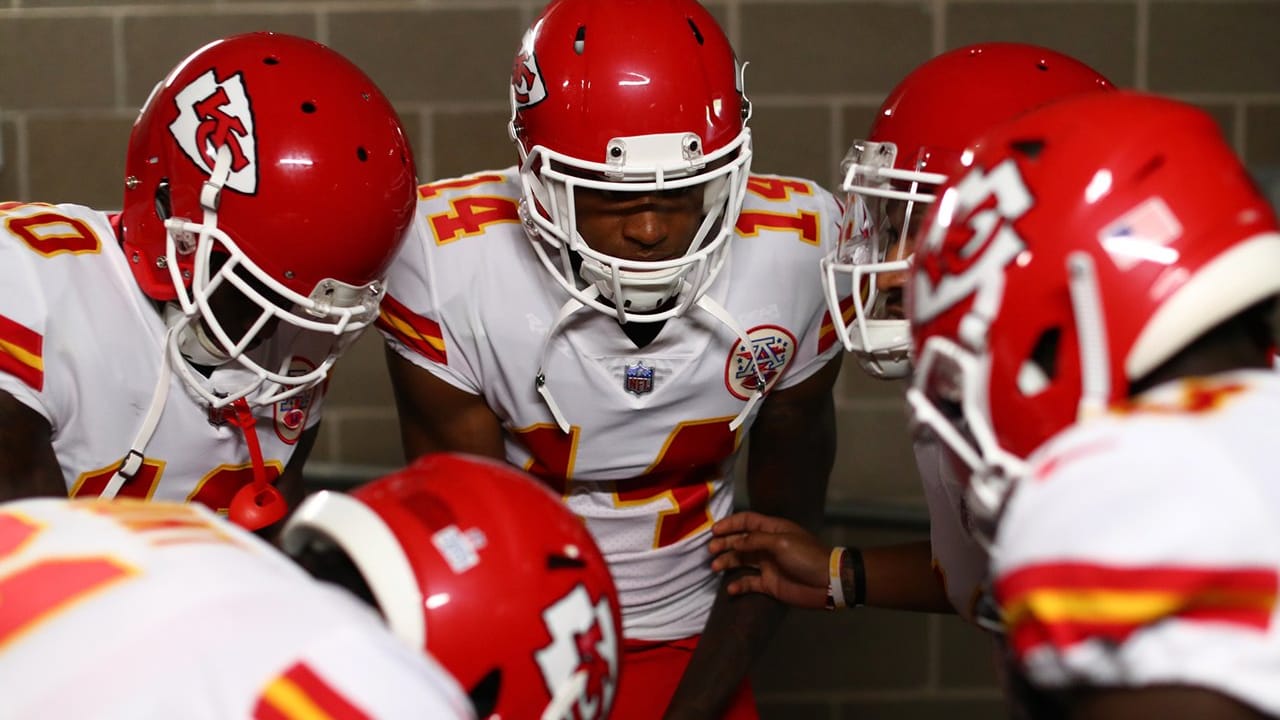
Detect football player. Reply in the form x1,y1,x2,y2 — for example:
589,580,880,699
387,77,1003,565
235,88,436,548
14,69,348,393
283,452,623,720
375,0,843,716
0,32,417,530
711,44,1112,622
909,90,1280,718
0,496,474,718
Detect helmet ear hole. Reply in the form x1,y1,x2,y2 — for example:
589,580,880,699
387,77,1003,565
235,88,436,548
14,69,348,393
1018,326,1060,397
469,668,502,718
154,179,172,221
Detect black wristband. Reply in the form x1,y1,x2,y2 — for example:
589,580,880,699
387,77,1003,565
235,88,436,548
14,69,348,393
841,547,867,607
849,545,870,602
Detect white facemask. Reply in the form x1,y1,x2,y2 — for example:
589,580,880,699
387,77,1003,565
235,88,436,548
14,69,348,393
163,302,231,368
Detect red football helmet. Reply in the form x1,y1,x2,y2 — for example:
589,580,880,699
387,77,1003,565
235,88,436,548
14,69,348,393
509,0,752,324
821,43,1114,379
281,453,622,720
120,32,417,409
906,91,1280,541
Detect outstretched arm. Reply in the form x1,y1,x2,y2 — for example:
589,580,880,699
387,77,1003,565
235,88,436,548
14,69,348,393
711,516,955,614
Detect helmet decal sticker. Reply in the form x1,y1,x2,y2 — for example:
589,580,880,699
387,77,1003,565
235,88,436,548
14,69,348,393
912,158,1032,346
535,584,619,720
1097,197,1184,272
512,26,547,109
168,68,259,194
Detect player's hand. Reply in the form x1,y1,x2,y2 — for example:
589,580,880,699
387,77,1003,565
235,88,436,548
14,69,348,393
708,511,831,609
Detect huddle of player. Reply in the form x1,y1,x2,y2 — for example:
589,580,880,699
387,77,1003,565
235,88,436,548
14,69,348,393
2,1,1277,719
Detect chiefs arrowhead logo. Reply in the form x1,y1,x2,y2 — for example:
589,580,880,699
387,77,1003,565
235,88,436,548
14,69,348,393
168,68,259,194
912,158,1032,346
512,27,547,108
535,585,618,720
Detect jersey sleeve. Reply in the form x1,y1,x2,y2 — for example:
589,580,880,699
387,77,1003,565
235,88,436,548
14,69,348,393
769,180,844,391
376,175,512,397
914,437,989,620
0,207,66,426
992,421,1280,704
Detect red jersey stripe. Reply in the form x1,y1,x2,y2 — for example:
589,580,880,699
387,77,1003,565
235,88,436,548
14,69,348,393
0,314,44,391
254,662,370,720
817,295,856,355
376,295,447,364
999,561,1278,657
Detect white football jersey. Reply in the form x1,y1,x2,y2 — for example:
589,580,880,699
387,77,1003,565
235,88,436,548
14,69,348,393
0,202,327,511
0,497,474,719
992,369,1280,713
913,437,990,621
380,168,843,640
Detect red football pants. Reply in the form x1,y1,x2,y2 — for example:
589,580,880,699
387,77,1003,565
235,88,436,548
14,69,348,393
609,636,759,720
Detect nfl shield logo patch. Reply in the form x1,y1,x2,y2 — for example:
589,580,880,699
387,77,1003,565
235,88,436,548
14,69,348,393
624,361,655,396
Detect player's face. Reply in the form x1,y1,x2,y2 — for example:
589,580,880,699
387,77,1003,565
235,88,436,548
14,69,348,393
869,198,923,319
573,185,706,264
203,256,283,351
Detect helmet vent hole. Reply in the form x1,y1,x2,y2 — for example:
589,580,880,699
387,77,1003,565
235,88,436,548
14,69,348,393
573,25,586,54
356,146,369,162
301,101,317,114
687,18,704,45
1010,138,1044,159
263,56,280,66
1133,154,1165,183
548,553,587,570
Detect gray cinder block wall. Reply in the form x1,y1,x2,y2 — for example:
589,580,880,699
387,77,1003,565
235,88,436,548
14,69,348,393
3,2,1278,717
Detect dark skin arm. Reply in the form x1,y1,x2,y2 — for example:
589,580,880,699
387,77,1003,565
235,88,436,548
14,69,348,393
861,540,953,612
385,346,505,461
710,517,955,613
1069,685,1268,720
0,390,66,501
664,353,842,720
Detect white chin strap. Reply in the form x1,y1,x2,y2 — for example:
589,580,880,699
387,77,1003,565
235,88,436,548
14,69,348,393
100,327,175,499
535,292,767,435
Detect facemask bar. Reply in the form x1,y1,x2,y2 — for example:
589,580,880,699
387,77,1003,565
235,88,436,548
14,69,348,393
516,130,752,324
821,141,943,377
906,334,1028,547
163,145,384,408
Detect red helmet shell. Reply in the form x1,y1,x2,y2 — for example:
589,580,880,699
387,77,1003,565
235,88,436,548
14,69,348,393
910,91,1280,459
511,0,745,164
351,454,621,719
120,32,417,301
869,42,1114,180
